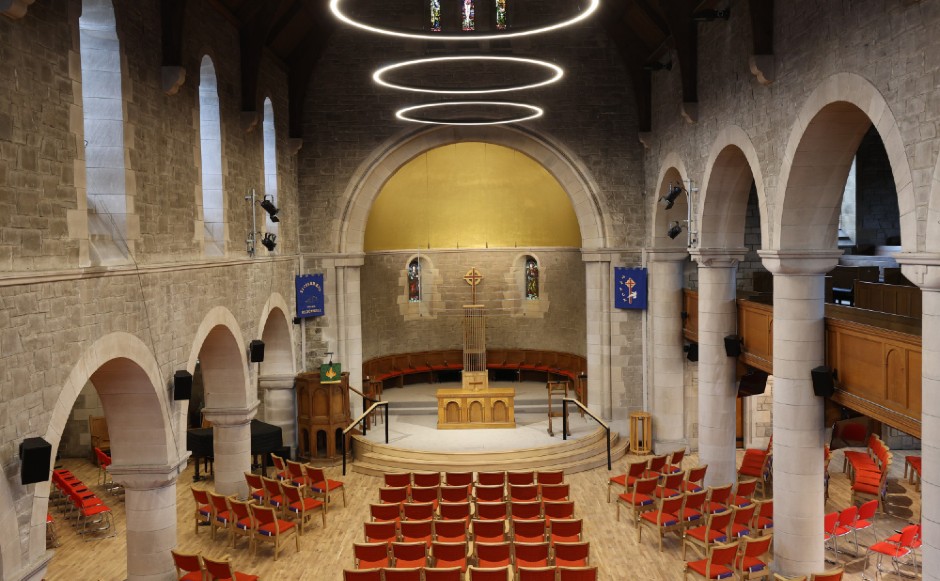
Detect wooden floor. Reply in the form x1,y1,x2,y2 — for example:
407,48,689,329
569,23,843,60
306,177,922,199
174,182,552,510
44,449,922,580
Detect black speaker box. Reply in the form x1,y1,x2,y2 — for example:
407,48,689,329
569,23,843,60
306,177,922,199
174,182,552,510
685,343,699,362
20,437,52,485
738,370,769,397
249,339,265,363
811,365,835,397
174,369,193,401
724,335,743,357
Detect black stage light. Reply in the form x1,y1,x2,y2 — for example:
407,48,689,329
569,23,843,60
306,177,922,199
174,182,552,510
660,183,684,210
259,198,280,222
667,222,682,239
261,232,277,251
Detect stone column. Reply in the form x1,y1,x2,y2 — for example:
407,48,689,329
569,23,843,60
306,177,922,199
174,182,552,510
259,373,296,456
201,403,258,498
582,251,612,419
691,249,748,486
336,256,364,418
897,254,940,581
646,249,690,452
109,459,187,581
759,250,841,576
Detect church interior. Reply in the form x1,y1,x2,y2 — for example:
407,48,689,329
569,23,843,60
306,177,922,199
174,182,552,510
1,0,940,579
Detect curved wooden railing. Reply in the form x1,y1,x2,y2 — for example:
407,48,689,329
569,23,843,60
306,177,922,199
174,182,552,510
562,398,611,470
342,400,389,476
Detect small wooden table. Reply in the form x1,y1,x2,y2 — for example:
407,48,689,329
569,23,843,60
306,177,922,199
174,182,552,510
546,380,571,437
630,411,652,455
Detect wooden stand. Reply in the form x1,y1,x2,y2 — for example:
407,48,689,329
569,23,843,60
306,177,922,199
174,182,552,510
630,411,652,455
297,371,352,460
546,380,571,437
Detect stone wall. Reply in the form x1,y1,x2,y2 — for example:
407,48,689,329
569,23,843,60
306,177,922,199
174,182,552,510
58,382,103,460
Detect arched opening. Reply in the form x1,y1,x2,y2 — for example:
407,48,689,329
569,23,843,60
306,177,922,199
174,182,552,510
198,325,249,410
316,430,327,458
79,0,130,265
261,97,278,240
199,56,225,257
258,301,296,453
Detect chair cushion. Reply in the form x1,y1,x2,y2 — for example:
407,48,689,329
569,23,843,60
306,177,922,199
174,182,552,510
180,573,203,581
640,511,678,527
619,493,653,507
736,556,767,573
686,560,734,579
259,520,296,536
686,527,727,544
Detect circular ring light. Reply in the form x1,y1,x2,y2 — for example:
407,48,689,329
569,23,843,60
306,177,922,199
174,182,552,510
395,101,544,126
330,0,600,41
374,56,564,95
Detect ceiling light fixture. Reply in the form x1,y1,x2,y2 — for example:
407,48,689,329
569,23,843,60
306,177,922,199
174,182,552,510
395,101,543,126
373,56,564,95
329,0,600,41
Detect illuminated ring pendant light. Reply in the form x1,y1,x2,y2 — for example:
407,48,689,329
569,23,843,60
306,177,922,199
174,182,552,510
329,0,600,41
374,56,564,94
395,101,543,125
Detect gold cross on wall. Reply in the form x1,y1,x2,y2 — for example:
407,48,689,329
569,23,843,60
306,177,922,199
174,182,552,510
464,267,483,304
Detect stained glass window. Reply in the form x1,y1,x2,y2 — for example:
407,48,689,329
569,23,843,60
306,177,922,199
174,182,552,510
525,256,539,300
408,259,422,302
430,0,441,31
462,0,475,31
495,0,507,29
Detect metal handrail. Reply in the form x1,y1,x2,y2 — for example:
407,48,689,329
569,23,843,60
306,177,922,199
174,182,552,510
342,400,389,475
562,397,611,470
348,385,380,416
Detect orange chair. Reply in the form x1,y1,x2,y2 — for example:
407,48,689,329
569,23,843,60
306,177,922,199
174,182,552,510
285,459,307,488
536,470,565,485
638,494,684,551
385,472,413,488
704,484,733,515
508,471,536,485
171,550,204,581
400,519,434,547
439,501,471,523
540,483,570,502
344,568,383,581
251,503,299,561
229,498,255,550
683,510,733,559
475,541,512,568
383,568,422,581
441,485,471,503
738,443,772,498
549,518,582,545
514,542,550,569
682,465,708,493
865,524,917,578
734,534,773,580
471,518,507,543
93,447,113,489
615,475,658,524
392,541,429,568
518,567,557,581
354,542,391,569
424,567,463,581
679,489,707,531
684,540,739,580
365,520,398,544
476,501,509,521
543,500,575,523
510,501,542,521
729,504,758,539
445,472,474,488
244,472,266,504
852,499,878,552
513,518,548,544
261,476,286,515
413,472,442,487
434,519,468,543
553,541,590,567
468,565,511,581
208,491,233,541
510,483,540,502
305,465,347,508
475,484,506,503
380,486,409,506
202,555,259,581
283,479,325,534
431,541,469,571
191,487,212,534
411,485,440,509
403,502,435,522
608,460,647,502
370,502,403,525
478,471,507,487
558,567,598,581
733,479,759,508
752,499,773,536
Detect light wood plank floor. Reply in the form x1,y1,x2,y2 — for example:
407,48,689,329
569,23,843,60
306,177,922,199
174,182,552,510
44,449,922,580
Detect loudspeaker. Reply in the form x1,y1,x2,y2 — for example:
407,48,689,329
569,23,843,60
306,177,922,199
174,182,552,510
738,369,768,397
811,365,835,397
724,335,742,357
20,437,52,485
173,370,193,401
249,339,265,363
685,343,699,362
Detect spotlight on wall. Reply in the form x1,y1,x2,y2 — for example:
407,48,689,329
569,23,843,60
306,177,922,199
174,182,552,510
260,197,280,222
261,232,277,251
667,221,683,239
684,343,699,362
660,183,684,210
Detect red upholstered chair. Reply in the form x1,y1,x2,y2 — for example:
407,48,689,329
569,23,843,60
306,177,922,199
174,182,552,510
171,550,204,581
286,459,307,488
665,448,687,473
208,491,233,541
476,501,509,521
283,480,325,533
468,565,511,581
549,518,582,545
411,485,440,509
514,542,550,569
852,499,878,551
738,443,772,498
729,504,758,539
270,453,289,481
440,501,472,524
536,470,565,485
442,484,472,503
824,510,853,556
734,534,773,580
733,479,759,508
434,519,468,543
445,472,474,488
354,542,391,569
810,568,845,581
94,447,114,490
403,502,435,522
365,520,398,544
683,510,733,559
244,472,266,504
540,483,570,502
385,472,413,488
344,570,382,581
558,567,599,581
424,567,463,581
679,490,707,531
380,486,409,506
543,500,575,524
615,475,658,524
510,483,540,502
704,484,733,515
191,487,213,534
261,476,287,515
371,502,403,525
229,498,255,550
683,465,708,493
751,499,773,536
645,454,669,478
431,541,470,571
638,494,684,552
553,541,590,567
684,540,739,580
392,541,429,568
513,518,548,544
305,464,347,508
251,503,299,561
865,524,918,578
401,519,434,547
474,541,512,568
383,568,422,581
478,471,507,487
511,501,542,521
508,471,536,485
475,484,507,503
518,567,557,581
472,518,508,543
653,471,685,500
414,472,442,487
202,555,259,581
608,460,647,502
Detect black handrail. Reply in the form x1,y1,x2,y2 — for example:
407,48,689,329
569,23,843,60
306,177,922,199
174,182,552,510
562,397,611,470
348,385,380,424
342,401,389,476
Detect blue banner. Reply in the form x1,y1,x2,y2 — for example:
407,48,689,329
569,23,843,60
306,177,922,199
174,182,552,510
614,267,648,310
296,274,324,318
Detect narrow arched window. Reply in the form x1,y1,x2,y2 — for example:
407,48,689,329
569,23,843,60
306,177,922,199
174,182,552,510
261,98,278,240
525,256,539,300
461,0,475,30
495,0,507,29
430,0,441,31
199,56,225,256
408,259,422,302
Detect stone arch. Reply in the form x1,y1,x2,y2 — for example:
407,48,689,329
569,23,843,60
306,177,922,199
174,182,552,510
928,148,940,253
651,152,691,250
335,125,609,252
257,292,296,377
186,306,252,411
774,73,916,252
698,126,768,250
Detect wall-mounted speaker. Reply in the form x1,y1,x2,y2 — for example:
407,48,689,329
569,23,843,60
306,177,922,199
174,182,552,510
684,343,699,362
20,437,52,485
724,335,743,357
249,339,265,363
811,365,835,397
173,370,193,401
738,369,769,397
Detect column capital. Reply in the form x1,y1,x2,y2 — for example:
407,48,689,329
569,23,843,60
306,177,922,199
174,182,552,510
109,456,189,490
644,248,689,263
757,249,842,275
259,373,295,390
894,252,940,290
202,402,259,426
580,249,614,263
690,248,749,268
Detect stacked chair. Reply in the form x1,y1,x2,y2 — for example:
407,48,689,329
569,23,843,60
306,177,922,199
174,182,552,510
843,435,893,512
51,467,116,540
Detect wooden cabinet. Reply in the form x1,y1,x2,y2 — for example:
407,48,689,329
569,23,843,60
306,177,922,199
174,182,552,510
296,372,352,460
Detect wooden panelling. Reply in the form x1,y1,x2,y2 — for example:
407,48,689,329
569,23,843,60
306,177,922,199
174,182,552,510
855,281,922,318
682,289,698,342
737,299,773,374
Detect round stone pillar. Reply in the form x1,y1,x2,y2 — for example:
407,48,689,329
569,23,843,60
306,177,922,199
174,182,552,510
646,249,690,452
897,254,940,580
691,249,748,486
759,250,841,576
259,373,296,456
202,404,257,498
582,251,613,419
109,459,187,581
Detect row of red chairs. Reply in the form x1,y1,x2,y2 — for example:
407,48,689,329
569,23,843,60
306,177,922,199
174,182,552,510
738,438,772,498
353,540,590,571
191,487,301,560
379,483,570,506
823,500,879,557
608,459,703,503
616,477,764,526
383,470,565,489
51,468,116,540
365,518,583,547
171,550,258,580
844,435,893,512
270,456,347,509
371,500,575,524
345,565,597,581
242,474,327,530
864,523,921,578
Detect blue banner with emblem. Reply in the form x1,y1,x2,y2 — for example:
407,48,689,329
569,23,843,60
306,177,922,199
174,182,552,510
614,267,648,310
295,274,324,318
